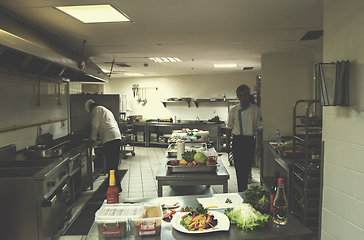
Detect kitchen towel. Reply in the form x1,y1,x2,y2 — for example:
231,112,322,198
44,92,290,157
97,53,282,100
176,141,185,160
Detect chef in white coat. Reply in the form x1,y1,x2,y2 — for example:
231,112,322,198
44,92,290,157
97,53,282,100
85,99,122,192
225,85,263,192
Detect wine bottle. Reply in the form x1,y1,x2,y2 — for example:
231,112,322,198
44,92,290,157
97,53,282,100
106,170,119,204
270,171,280,213
273,178,288,225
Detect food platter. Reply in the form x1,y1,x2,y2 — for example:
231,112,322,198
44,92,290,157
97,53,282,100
171,211,230,234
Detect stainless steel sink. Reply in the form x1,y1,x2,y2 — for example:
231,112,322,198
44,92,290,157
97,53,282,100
180,120,206,124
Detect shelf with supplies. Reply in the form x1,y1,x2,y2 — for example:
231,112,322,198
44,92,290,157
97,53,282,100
290,99,323,236
194,99,239,108
161,99,191,108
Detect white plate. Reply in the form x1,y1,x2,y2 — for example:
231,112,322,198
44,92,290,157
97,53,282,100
171,211,230,234
197,194,243,209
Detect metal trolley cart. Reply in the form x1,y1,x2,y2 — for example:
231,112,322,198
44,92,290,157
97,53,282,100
122,124,135,159
119,119,135,159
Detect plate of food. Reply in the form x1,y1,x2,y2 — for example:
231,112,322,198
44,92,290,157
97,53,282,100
171,211,230,234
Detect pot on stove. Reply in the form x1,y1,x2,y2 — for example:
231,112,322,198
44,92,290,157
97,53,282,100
24,140,69,158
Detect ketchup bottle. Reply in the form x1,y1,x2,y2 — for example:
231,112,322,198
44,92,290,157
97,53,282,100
106,170,119,204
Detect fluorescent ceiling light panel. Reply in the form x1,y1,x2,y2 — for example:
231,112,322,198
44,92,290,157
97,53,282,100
56,5,130,23
149,57,182,63
213,63,237,68
102,69,111,73
124,73,144,76
0,29,32,43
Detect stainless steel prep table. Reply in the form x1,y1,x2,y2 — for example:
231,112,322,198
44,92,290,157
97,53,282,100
85,192,313,240
156,149,229,197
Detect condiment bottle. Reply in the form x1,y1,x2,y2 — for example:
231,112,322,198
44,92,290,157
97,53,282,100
273,178,288,225
270,171,280,213
276,129,281,146
106,170,119,204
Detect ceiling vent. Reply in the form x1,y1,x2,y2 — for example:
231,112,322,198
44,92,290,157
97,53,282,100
25,57,49,73
243,67,254,70
0,49,28,68
300,30,323,41
115,63,130,68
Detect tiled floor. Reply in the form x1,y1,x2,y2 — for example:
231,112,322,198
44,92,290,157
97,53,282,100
57,146,261,240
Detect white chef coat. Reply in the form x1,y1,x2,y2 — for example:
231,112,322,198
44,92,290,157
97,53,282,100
227,103,263,136
91,106,121,144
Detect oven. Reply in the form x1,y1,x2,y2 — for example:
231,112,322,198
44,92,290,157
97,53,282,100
67,146,88,202
37,176,70,240
0,136,91,240
0,158,69,240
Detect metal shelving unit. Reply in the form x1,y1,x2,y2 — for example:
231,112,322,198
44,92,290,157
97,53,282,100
120,119,135,159
291,99,322,235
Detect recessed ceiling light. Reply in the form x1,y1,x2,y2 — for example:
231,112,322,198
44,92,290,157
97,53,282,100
124,73,144,76
55,5,130,23
149,57,182,63
213,63,237,68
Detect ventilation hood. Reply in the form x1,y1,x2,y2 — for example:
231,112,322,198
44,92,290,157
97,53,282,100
0,10,109,83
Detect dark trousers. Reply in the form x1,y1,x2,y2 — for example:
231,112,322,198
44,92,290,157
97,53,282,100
232,135,256,192
103,139,122,192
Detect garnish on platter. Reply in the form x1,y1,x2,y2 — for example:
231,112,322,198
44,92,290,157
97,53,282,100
162,202,180,221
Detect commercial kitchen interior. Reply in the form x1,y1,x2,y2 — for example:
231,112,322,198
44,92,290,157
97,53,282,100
0,1,363,240
55,147,261,240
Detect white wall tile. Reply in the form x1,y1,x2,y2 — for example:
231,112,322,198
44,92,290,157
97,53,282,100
323,185,363,228
320,230,337,240
323,139,364,173
324,162,364,201
321,208,363,240
0,73,68,149
322,0,364,238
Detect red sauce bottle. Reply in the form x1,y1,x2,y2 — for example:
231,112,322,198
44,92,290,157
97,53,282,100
106,170,119,204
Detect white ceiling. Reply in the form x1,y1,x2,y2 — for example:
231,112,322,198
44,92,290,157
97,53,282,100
0,0,323,79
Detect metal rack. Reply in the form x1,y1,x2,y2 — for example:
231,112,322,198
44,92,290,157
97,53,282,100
290,99,322,235
120,119,135,159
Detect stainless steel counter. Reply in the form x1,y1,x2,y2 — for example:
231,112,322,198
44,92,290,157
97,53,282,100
132,121,225,149
85,193,313,240
260,141,293,212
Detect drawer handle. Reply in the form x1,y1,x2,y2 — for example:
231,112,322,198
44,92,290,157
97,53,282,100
62,184,68,192
102,223,120,234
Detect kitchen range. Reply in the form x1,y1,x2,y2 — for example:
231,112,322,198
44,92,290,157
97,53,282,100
0,134,93,240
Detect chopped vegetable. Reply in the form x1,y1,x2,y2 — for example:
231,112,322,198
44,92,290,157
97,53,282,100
243,186,270,213
181,206,193,212
225,198,232,204
224,203,271,231
182,150,197,163
244,185,269,205
256,195,270,212
195,203,208,215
